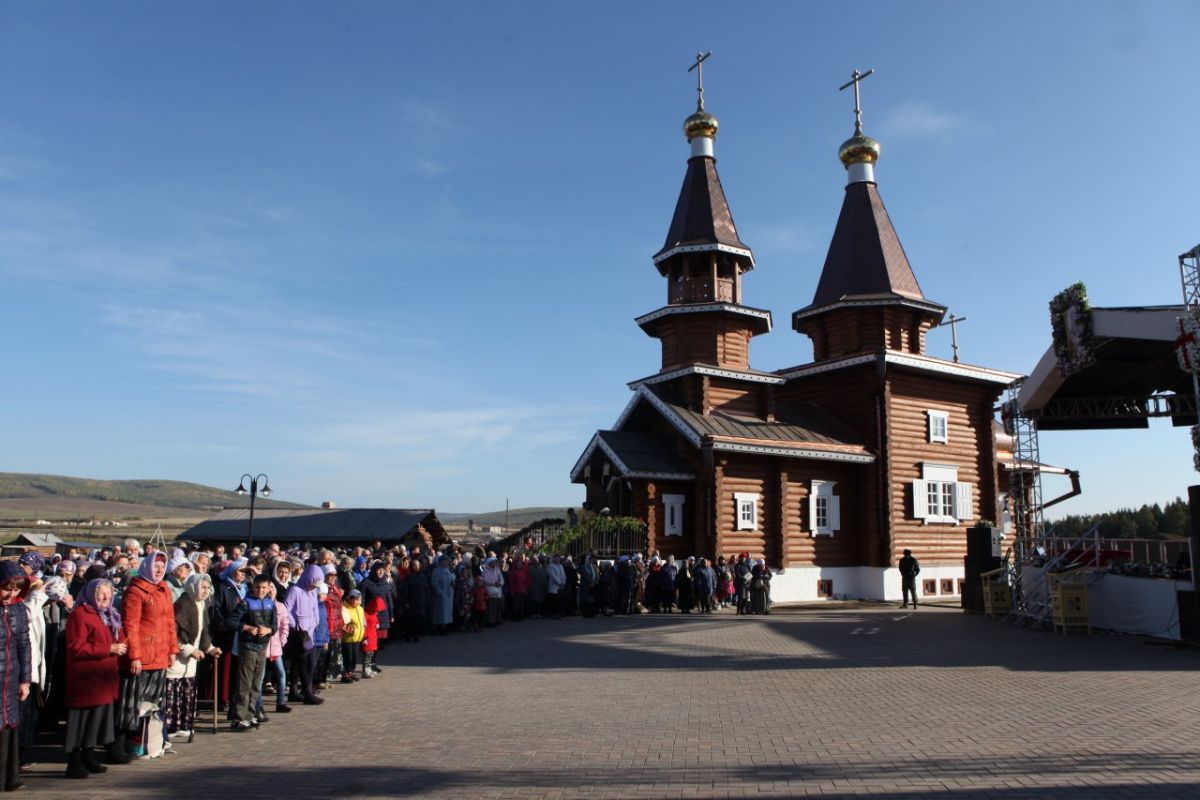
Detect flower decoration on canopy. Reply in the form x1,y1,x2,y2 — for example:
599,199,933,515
1049,282,1095,377
1175,311,1200,375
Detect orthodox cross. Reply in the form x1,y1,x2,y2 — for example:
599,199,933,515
688,50,712,111
838,67,875,134
936,313,968,363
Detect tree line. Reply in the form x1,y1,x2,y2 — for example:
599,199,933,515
1049,498,1191,540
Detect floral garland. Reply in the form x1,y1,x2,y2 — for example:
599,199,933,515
1175,312,1200,375
1049,282,1095,376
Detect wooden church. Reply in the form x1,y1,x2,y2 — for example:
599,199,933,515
570,68,1020,602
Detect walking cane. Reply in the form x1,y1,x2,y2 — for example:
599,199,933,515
212,654,219,734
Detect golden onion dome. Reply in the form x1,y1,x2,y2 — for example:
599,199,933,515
838,132,881,167
683,109,719,141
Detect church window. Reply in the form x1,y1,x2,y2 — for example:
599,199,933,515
663,494,685,536
912,463,974,525
808,480,840,536
927,410,949,444
734,492,759,530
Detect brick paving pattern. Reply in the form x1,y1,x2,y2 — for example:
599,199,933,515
26,605,1200,798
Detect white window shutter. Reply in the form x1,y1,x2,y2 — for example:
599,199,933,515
955,483,974,521
912,479,928,520
829,494,841,531
807,492,818,531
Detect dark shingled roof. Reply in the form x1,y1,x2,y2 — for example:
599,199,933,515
646,385,869,453
596,430,694,476
654,156,750,262
807,181,928,308
181,508,446,545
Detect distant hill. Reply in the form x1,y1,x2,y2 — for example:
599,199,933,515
0,472,309,521
440,507,570,529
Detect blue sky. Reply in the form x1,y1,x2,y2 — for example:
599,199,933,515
1,2,1197,515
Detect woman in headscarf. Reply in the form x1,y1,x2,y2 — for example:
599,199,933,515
528,556,547,619
163,553,192,602
164,573,219,743
506,554,530,622
401,559,430,642
675,557,695,614
453,563,473,632
116,551,178,759
38,575,74,734
283,566,325,701
578,553,597,618
57,560,82,599
695,557,715,614
750,559,772,615
63,577,124,779
480,557,504,627
18,572,50,773
428,556,454,635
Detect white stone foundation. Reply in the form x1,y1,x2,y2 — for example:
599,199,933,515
768,564,966,603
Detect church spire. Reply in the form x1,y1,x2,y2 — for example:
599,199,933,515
653,51,753,273
837,68,881,184
638,53,770,373
792,68,945,362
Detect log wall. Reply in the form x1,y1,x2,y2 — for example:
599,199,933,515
885,370,1003,565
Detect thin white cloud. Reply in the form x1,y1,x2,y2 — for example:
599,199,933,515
880,102,964,140
402,102,463,138
413,157,447,177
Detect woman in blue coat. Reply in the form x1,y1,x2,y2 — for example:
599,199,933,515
428,557,454,634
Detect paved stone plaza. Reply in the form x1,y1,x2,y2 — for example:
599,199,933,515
27,605,1200,798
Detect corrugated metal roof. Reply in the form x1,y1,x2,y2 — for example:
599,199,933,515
646,385,869,453
654,156,750,262
9,532,63,547
806,182,929,309
596,430,694,476
180,508,442,544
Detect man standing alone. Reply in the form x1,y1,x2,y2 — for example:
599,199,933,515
899,549,920,609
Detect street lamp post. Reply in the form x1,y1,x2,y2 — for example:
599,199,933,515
235,473,271,552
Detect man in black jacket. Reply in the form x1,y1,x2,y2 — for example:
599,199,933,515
899,549,921,609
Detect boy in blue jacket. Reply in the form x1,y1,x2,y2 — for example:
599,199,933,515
228,574,275,731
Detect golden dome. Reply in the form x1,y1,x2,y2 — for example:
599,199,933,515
838,132,880,167
684,110,719,141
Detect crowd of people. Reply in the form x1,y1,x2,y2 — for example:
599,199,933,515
0,537,773,787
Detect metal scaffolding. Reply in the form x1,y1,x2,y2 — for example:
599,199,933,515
1004,381,1050,624
1178,247,1200,471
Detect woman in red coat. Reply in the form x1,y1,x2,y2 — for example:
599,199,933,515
64,578,127,779
115,552,177,759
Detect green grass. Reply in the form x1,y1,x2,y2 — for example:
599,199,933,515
0,472,309,512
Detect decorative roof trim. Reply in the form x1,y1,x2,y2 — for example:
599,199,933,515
612,390,645,431
711,441,876,464
884,353,1022,385
653,242,755,267
637,387,703,447
628,364,784,389
570,432,604,482
792,296,946,324
636,303,773,332
777,352,1022,385
777,354,877,380
569,431,696,483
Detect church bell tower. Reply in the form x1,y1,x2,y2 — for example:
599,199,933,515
637,52,771,372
